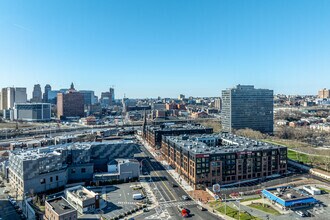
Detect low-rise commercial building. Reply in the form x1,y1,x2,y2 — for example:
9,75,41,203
161,133,287,189
14,103,51,122
262,186,317,210
144,124,213,148
44,196,77,220
65,186,100,214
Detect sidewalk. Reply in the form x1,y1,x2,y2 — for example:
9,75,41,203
138,135,194,192
137,135,235,220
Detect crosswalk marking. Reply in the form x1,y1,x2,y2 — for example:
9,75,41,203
117,201,141,205
159,200,196,208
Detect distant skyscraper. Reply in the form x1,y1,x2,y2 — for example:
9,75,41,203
57,83,84,119
110,87,115,102
1,87,27,110
79,90,95,106
31,84,43,103
221,85,273,133
100,87,115,107
14,87,27,104
318,88,330,99
178,94,185,100
214,98,222,110
43,84,52,103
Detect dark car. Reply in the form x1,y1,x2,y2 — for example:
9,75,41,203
172,183,178,187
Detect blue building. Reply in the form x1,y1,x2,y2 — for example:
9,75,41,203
262,186,318,209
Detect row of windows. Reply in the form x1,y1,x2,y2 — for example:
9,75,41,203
71,168,86,174
40,175,59,184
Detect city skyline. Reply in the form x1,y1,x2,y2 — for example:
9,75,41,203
1,0,330,98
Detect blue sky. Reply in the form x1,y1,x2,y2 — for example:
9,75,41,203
0,0,329,98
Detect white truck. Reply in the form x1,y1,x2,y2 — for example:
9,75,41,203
133,193,144,200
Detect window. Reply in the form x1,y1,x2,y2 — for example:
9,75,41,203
71,169,76,174
50,177,53,182
56,175,59,181
40,178,45,184
81,168,86,173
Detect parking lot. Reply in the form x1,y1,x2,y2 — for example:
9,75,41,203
80,183,147,219
0,192,22,220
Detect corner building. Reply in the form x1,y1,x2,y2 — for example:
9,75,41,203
161,133,287,189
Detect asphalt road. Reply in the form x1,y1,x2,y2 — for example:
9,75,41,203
136,144,222,220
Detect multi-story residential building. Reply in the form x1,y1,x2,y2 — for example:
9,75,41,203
14,103,51,121
318,88,330,99
221,85,274,133
8,140,140,196
214,98,221,110
44,196,77,220
57,83,84,119
31,84,43,103
161,133,287,189
144,124,213,148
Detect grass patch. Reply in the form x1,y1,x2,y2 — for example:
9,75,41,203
240,197,261,203
248,203,280,215
287,149,310,163
209,201,261,220
262,139,309,149
319,187,330,194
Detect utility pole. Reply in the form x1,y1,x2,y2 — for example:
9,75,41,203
238,199,241,220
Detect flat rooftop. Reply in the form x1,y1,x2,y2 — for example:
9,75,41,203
266,187,310,201
67,186,96,201
163,133,286,155
46,196,76,215
10,140,136,161
147,124,211,132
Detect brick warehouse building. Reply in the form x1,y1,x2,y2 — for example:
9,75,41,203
161,133,287,189
144,124,213,148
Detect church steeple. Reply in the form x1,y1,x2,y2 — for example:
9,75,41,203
70,82,75,90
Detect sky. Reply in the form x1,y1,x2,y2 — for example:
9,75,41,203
0,0,330,99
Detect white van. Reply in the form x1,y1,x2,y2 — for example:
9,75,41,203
133,193,144,200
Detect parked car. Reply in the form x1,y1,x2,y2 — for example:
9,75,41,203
172,183,178,187
182,195,190,201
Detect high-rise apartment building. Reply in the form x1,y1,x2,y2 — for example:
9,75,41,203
31,84,43,103
43,84,52,103
57,83,84,119
318,88,330,99
221,85,273,133
1,87,27,110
